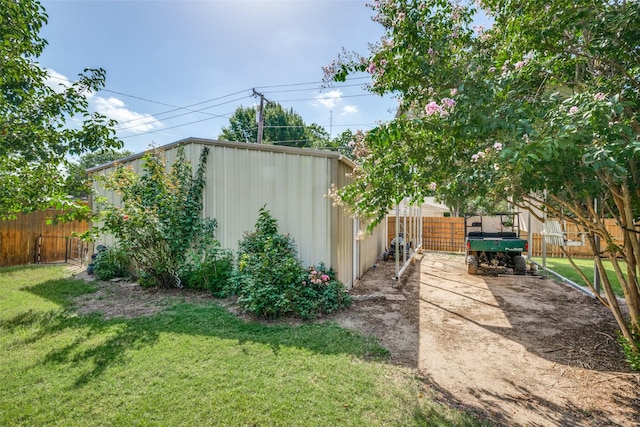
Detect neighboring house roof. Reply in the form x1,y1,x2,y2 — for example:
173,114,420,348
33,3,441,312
388,197,449,216
87,137,356,174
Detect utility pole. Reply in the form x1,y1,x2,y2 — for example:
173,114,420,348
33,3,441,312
329,110,333,138
252,89,271,144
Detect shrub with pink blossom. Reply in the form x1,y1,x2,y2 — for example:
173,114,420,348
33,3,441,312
233,207,351,319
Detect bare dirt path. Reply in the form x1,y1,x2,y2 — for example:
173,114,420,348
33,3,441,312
71,252,640,426
337,252,640,426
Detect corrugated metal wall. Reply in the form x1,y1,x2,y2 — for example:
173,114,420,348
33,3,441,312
358,222,386,278
199,141,333,269
90,139,385,287
329,160,386,287
331,160,354,286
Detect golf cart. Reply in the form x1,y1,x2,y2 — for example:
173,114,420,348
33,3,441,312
465,213,528,275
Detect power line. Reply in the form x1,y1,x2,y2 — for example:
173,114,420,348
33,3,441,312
254,76,369,90
120,110,236,139
258,82,368,95
115,95,251,132
271,93,376,103
46,73,388,139
108,89,252,124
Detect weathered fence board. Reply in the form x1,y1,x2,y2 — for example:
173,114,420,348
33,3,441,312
0,210,89,267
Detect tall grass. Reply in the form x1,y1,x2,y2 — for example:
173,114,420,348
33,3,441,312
0,265,487,426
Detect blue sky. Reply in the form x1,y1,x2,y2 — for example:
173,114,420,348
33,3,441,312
38,0,399,154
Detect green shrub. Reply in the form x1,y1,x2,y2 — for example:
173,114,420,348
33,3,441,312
302,262,352,316
92,146,222,289
93,245,133,281
233,207,351,319
180,240,234,297
619,329,640,372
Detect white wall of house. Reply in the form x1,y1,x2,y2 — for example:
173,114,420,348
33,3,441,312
388,197,450,217
89,138,384,288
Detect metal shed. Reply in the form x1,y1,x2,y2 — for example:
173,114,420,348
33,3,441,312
88,137,386,288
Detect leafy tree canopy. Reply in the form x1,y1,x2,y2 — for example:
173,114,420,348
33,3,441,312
218,102,331,148
325,0,640,357
0,0,120,218
65,149,134,199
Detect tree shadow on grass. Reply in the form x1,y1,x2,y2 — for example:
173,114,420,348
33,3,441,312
2,276,388,389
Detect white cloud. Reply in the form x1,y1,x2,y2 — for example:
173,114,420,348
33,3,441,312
93,96,163,133
44,68,72,94
314,90,343,109
44,68,100,100
44,68,161,133
341,105,358,115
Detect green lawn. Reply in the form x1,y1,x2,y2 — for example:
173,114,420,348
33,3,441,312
532,257,627,297
0,265,488,426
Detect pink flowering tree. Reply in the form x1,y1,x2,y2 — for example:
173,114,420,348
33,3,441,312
325,0,640,361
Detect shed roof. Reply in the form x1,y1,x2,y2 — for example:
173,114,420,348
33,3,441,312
87,137,356,173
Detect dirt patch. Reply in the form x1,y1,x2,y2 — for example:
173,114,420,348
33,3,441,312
71,270,214,319
69,253,640,426
414,252,639,426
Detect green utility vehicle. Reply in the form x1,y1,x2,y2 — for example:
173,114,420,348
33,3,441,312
465,213,528,275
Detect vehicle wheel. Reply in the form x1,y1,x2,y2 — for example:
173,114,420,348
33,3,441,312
514,255,526,275
467,255,479,274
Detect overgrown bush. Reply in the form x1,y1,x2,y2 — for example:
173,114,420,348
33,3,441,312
93,245,133,281
92,146,224,289
180,239,234,297
233,207,351,319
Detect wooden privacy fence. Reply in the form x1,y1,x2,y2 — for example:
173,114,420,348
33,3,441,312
0,210,90,267
387,216,466,253
387,216,626,258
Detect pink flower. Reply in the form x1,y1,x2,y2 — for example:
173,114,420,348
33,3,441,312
493,142,503,151
514,61,525,70
471,154,479,163
321,274,330,281
425,101,441,116
594,92,606,101
450,88,458,96
441,97,456,109
569,106,579,115
366,63,377,74
429,182,437,191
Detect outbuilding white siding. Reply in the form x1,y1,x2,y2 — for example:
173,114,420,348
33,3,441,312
89,138,385,288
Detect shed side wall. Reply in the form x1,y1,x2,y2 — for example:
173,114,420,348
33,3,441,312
203,143,332,267
92,142,334,269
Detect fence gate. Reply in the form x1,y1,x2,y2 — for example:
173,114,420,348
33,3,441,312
33,235,87,264
66,237,89,266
